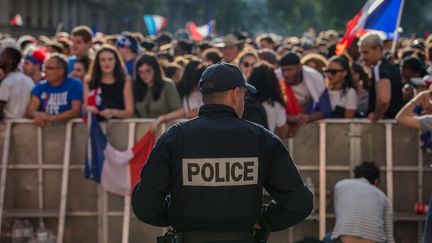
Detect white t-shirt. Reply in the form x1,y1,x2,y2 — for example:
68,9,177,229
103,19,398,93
262,101,287,132
182,91,203,112
0,71,34,118
328,88,358,111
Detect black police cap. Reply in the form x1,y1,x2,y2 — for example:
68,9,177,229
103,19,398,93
199,62,257,94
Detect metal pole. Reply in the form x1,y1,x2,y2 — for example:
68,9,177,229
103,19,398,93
57,122,73,243
37,126,43,224
0,122,12,237
385,124,394,209
319,122,327,239
121,122,136,243
348,123,362,177
101,122,108,243
390,0,405,55
288,137,295,159
417,129,423,240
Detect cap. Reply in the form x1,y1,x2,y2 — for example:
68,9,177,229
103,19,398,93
116,33,140,53
199,62,256,94
279,52,300,66
210,35,242,48
25,48,47,65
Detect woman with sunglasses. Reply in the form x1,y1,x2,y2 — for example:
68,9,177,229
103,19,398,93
236,50,259,80
323,56,358,118
134,53,184,131
84,44,134,120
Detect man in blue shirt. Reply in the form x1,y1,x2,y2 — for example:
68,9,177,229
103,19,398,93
26,53,83,126
67,25,93,74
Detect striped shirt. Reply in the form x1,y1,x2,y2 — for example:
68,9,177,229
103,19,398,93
331,178,395,243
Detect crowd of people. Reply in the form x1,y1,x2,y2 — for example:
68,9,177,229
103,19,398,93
1,25,432,242
0,25,431,136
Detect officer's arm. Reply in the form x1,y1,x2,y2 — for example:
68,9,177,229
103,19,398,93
132,127,177,227
262,134,313,231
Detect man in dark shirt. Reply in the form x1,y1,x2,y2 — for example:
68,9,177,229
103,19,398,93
132,62,312,243
359,33,403,121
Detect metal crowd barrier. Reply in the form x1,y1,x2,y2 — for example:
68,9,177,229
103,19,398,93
0,118,429,243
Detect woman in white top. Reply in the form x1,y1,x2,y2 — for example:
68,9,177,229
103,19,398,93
323,56,358,118
177,57,206,118
248,63,289,138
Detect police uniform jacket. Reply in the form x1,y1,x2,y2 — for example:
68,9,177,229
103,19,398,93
132,104,313,232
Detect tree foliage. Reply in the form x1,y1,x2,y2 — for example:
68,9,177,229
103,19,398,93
108,0,431,37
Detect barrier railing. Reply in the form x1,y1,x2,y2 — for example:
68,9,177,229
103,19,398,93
0,118,429,243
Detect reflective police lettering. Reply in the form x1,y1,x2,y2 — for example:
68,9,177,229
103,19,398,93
182,157,258,186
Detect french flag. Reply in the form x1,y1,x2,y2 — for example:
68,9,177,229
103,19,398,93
143,14,167,36
85,113,155,196
10,14,23,26
336,0,404,55
187,20,214,41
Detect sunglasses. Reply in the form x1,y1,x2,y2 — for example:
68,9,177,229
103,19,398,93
323,68,344,75
241,61,255,68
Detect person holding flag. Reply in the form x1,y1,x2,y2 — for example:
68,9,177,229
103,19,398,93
276,52,332,136
359,33,403,121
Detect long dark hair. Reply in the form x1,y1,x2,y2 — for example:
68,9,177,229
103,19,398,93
328,56,357,94
351,64,370,90
88,44,126,90
247,62,285,106
134,53,165,102
177,57,206,99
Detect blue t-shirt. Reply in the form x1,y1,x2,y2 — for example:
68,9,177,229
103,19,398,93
125,59,135,77
31,77,83,115
67,56,77,74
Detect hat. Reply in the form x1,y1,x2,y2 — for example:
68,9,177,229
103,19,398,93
199,62,256,94
116,33,140,53
0,38,18,51
211,35,242,48
25,48,47,65
256,34,274,44
279,52,300,66
402,56,424,72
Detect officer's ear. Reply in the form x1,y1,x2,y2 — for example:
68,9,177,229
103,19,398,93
232,87,242,104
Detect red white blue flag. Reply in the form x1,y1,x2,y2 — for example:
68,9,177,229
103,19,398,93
187,20,214,41
336,0,404,55
85,113,155,196
143,15,167,36
10,14,23,26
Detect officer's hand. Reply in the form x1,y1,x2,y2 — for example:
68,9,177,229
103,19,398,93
253,221,270,243
253,223,261,231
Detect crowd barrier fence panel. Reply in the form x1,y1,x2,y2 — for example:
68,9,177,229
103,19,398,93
0,118,430,243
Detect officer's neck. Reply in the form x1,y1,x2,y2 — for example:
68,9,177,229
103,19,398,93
203,102,241,118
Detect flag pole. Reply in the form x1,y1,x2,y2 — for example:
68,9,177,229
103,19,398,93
390,0,405,56
55,22,63,35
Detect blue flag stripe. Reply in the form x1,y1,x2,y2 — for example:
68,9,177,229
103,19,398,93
85,114,107,183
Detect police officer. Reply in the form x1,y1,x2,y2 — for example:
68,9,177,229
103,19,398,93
132,62,313,243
